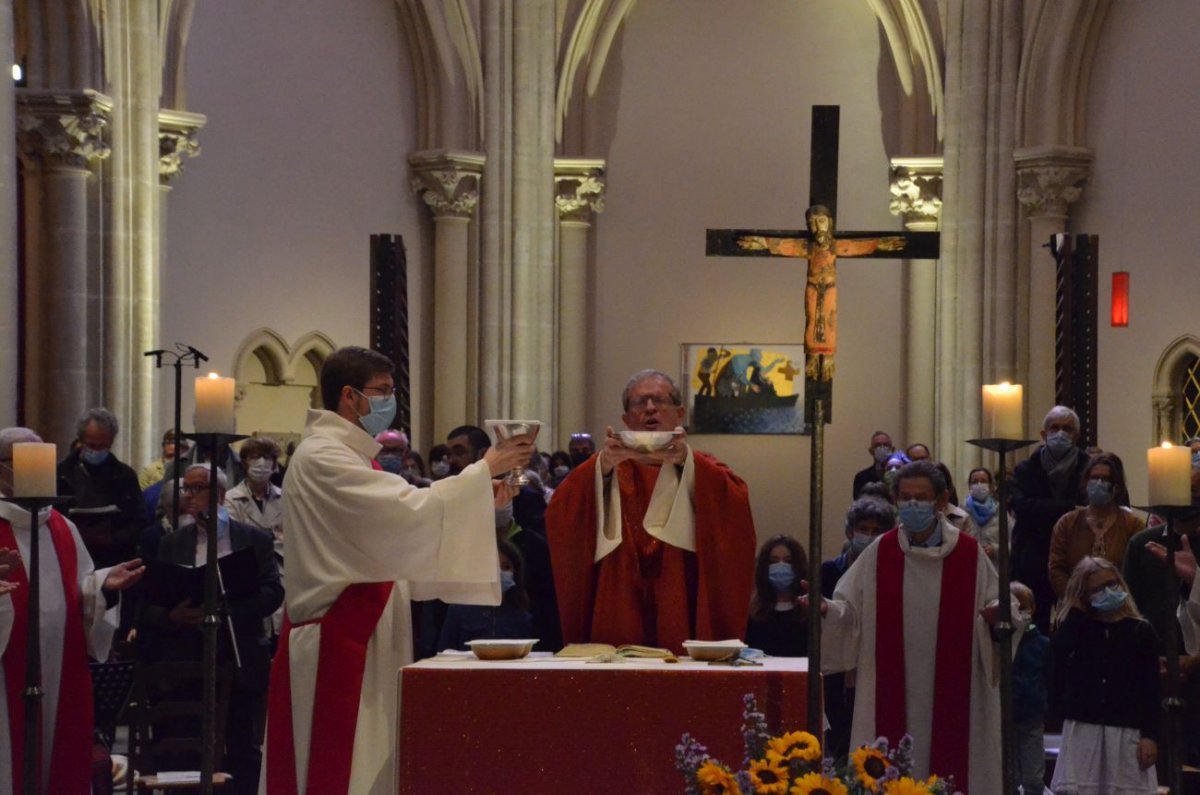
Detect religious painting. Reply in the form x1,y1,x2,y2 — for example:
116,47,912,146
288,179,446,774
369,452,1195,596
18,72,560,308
681,343,807,435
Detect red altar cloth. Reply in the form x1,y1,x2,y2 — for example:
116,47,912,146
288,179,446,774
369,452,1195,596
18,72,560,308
397,655,811,794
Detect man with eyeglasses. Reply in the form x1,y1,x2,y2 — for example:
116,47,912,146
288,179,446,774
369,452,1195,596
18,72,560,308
546,369,757,654
262,346,533,795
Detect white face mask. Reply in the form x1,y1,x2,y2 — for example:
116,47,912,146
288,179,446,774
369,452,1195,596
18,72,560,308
968,483,991,502
245,458,274,483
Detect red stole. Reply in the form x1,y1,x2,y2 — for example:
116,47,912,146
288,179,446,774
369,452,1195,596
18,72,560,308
264,581,394,795
875,528,977,791
1,510,94,794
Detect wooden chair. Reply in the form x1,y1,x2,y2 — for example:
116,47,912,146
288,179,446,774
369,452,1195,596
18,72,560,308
120,661,235,792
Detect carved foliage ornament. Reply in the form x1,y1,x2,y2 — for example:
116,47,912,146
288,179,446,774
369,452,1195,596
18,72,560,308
410,169,480,218
17,107,112,169
159,128,201,181
555,174,606,221
1016,165,1088,218
889,174,942,224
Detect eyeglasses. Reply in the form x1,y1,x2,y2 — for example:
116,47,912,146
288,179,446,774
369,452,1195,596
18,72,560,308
627,394,681,411
180,484,210,495
360,385,398,396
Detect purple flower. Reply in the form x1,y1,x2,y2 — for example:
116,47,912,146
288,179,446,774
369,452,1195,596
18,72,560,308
739,693,770,767
675,732,710,794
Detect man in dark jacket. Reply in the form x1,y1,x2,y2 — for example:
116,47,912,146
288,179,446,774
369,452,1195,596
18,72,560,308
56,407,145,569
138,463,283,794
1009,405,1090,632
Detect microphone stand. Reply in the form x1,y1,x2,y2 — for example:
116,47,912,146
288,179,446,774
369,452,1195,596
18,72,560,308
144,344,207,531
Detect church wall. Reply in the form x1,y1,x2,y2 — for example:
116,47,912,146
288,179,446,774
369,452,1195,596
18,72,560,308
586,1,908,556
1073,0,1200,504
162,0,429,448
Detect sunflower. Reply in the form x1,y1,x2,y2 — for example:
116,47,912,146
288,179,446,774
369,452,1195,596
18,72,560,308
767,731,822,763
789,772,850,795
850,746,892,791
696,760,744,795
881,777,933,795
748,754,791,795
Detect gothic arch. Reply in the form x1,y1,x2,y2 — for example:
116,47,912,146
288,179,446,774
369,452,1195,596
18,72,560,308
289,331,337,382
864,0,945,142
1150,334,1200,444
233,328,290,385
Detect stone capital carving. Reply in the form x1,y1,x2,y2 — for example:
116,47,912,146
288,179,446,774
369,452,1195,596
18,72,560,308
1013,145,1092,220
408,150,486,219
888,156,943,231
159,109,207,183
16,89,114,170
554,158,606,222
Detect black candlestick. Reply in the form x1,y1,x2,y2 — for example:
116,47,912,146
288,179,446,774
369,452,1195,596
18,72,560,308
180,431,245,795
2,494,72,795
967,437,1037,795
145,345,207,534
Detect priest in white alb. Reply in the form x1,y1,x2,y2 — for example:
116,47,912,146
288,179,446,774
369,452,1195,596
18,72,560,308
0,426,144,794
808,460,1012,794
261,346,533,795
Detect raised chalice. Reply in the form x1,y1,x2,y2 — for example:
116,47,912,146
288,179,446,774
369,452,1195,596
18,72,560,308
484,420,541,486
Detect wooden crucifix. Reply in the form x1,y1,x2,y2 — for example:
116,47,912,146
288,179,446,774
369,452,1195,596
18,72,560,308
706,106,939,424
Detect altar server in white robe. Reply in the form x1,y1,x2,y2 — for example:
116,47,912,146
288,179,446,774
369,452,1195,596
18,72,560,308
809,460,1011,794
261,347,533,795
0,426,144,794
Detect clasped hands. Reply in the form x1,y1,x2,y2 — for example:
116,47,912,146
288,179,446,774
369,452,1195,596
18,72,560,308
598,426,688,476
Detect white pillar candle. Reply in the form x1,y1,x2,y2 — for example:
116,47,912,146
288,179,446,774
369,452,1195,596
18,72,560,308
194,373,236,433
13,442,57,497
982,382,1023,439
1148,442,1191,506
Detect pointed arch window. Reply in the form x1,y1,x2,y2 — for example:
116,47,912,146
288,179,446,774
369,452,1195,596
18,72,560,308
1181,355,1200,442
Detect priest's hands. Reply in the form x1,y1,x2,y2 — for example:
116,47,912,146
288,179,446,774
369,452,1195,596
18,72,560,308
0,547,19,595
169,598,205,626
598,426,689,476
492,480,519,508
103,558,146,591
1136,737,1157,770
483,435,537,478
1146,534,1197,586
795,579,827,617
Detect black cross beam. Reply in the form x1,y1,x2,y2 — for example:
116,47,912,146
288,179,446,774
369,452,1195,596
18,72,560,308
705,106,940,423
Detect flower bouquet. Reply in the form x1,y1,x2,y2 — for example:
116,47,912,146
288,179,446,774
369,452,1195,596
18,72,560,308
675,694,962,795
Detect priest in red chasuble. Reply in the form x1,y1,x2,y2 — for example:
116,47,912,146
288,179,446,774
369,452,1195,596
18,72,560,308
812,460,1010,794
546,369,756,654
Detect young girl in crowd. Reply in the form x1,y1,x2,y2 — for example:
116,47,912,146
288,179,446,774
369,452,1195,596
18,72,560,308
436,539,533,651
1050,556,1159,795
962,467,999,559
744,535,808,657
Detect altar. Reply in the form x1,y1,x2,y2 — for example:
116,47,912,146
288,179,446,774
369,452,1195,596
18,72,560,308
397,654,812,794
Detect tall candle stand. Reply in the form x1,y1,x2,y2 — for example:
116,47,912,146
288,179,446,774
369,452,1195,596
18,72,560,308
182,431,244,795
1131,503,1189,795
966,436,1037,795
145,344,207,531
2,495,72,795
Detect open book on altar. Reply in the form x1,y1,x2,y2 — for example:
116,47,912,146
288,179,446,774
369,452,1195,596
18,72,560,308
555,643,676,659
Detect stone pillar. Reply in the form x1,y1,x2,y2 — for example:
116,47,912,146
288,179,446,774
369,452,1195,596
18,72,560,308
410,150,485,438
554,158,605,447
889,156,943,452
16,90,113,449
1014,145,1091,427
0,0,17,426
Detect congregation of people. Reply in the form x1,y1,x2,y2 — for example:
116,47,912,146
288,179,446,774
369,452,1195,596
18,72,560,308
3,351,1200,793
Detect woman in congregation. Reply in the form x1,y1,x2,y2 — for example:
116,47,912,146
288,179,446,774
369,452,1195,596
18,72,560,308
1048,452,1145,601
744,535,808,657
961,466,1000,560
1050,556,1159,794
437,539,533,651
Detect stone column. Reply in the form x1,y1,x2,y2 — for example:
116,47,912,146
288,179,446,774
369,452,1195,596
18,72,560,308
16,90,112,449
554,158,605,447
410,150,485,438
889,156,943,452
1014,145,1091,426
0,0,17,426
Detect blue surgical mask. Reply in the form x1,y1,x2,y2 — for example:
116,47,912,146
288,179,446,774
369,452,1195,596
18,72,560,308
1044,430,1075,459
1086,478,1114,507
354,390,397,437
552,465,570,479
377,453,405,474
873,445,893,464
1090,585,1128,613
81,448,110,466
968,483,992,503
898,500,937,534
849,532,873,554
500,570,516,593
431,460,451,478
767,561,795,592
1192,450,1200,469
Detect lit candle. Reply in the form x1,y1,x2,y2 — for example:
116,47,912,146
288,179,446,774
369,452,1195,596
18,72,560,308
1148,441,1191,506
194,373,236,433
13,442,57,497
982,382,1023,439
